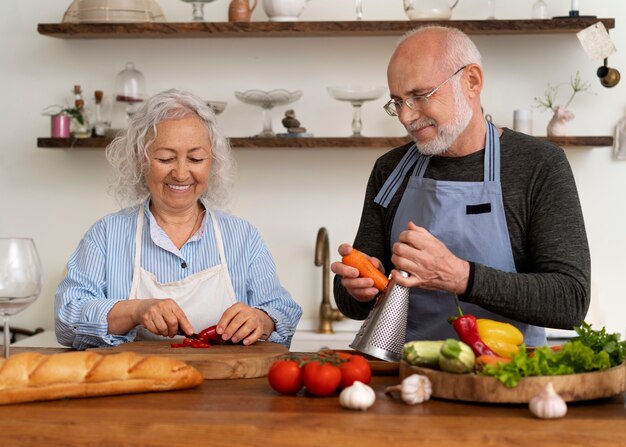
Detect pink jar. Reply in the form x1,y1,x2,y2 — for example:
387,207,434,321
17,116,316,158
51,114,71,138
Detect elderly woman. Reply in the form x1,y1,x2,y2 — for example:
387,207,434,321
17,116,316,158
55,89,302,350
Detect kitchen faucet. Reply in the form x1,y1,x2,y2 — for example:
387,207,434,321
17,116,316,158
314,227,345,334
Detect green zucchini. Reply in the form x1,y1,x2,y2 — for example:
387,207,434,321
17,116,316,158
402,340,445,368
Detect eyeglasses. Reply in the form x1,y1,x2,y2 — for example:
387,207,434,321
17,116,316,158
383,65,468,117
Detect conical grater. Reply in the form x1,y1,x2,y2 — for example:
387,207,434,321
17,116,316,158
349,271,409,362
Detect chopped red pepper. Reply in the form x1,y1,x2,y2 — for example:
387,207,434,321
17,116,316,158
171,337,212,349
171,324,223,348
449,315,498,357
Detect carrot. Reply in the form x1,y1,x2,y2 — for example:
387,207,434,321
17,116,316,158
474,354,511,372
342,248,389,292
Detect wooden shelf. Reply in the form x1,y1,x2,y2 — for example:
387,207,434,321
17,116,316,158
37,18,615,39
37,135,614,149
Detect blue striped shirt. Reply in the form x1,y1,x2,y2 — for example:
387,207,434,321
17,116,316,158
55,201,302,350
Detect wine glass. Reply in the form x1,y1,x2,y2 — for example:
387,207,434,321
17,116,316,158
180,0,218,22
0,238,43,357
327,85,386,137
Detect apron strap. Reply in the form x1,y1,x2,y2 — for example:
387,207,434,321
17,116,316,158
411,152,431,178
208,210,228,267
374,144,420,208
485,121,500,182
129,202,146,299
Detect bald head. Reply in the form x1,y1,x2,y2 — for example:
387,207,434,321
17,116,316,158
389,26,482,76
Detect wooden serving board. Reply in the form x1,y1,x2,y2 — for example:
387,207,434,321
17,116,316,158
90,341,287,380
400,360,626,403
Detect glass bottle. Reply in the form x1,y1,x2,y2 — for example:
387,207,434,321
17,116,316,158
91,90,112,137
71,85,91,139
532,0,548,19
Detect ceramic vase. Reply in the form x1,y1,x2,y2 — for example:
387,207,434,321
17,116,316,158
547,106,574,137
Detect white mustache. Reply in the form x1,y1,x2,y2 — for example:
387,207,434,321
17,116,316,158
406,120,436,132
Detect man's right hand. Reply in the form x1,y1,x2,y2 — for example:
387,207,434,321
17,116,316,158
331,243,385,303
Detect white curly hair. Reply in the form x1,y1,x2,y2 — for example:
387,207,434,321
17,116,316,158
105,88,233,209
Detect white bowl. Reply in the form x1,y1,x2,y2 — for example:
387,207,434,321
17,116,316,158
234,89,302,109
327,85,387,102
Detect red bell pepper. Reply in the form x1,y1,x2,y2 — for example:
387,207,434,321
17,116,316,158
449,315,498,357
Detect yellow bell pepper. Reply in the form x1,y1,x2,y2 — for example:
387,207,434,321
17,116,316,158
476,319,524,358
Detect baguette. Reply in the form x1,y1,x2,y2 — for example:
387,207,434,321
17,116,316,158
0,351,204,405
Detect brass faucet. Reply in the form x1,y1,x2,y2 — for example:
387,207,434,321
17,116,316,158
315,227,344,334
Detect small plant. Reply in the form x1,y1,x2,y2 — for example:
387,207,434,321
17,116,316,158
534,71,591,112
41,105,85,125
61,107,85,125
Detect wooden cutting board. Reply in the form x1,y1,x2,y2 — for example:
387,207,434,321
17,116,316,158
400,360,626,403
90,341,287,380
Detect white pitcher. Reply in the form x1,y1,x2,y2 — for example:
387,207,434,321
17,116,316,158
403,0,460,20
263,0,310,22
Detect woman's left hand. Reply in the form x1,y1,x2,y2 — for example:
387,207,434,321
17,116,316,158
215,303,275,345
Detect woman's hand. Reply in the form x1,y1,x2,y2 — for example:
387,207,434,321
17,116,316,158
215,303,275,346
108,298,193,338
391,222,469,295
330,243,384,303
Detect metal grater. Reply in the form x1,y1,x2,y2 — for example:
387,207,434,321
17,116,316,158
350,271,409,362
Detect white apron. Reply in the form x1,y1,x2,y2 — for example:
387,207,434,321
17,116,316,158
129,203,236,340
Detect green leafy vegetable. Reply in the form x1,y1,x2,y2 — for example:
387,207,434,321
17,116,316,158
479,322,624,388
573,321,625,366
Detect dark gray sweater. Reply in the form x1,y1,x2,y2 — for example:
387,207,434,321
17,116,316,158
334,128,591,330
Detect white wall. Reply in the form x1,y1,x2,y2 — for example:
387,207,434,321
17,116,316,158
1,0,624,335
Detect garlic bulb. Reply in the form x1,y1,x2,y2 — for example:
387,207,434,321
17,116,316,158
529,383,568,419
339,380,376,411
384,374,432,405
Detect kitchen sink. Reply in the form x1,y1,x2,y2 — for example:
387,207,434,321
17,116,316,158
290,318,362,352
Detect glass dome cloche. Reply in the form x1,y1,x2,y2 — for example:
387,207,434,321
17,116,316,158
115,62,147,121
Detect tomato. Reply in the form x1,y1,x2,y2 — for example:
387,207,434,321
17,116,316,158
302,360,342,397
338,355,371,389
267,360,303,395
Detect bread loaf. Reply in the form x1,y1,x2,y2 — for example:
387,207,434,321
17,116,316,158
0,351,204,405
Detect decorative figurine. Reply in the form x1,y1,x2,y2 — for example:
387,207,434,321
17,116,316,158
281,109,307,135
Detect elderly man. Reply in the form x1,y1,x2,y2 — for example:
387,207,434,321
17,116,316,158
332,26,590,346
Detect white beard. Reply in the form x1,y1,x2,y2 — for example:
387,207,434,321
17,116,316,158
407,80,473,156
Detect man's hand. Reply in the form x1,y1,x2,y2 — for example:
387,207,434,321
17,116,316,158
215,303,275,346
391,222,470,295
331,243,385,303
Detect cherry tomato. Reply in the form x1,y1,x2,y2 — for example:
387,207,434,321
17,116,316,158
268,360,303,395
302,360,342,397
338,354,372,389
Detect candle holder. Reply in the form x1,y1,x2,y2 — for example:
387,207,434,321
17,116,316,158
553,0,596,18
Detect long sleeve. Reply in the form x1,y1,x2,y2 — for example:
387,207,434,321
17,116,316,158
55,219,137,350
464,138,590,329
333,130,591,330
55,204,302,349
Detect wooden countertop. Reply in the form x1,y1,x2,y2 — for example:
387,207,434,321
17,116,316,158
1,348,624,446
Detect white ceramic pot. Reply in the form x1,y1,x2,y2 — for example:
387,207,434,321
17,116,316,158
262,0,310,22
